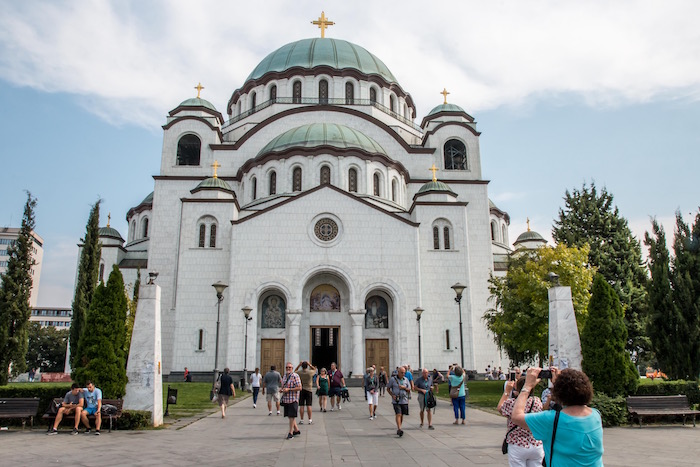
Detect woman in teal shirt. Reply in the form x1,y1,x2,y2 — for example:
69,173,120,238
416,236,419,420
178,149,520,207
448,366,467,425
511,368,604,466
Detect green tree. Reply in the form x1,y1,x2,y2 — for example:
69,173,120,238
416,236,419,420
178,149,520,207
124,269,140,357
25,322,70,372
553,182,649,357
485,243,594,365
70,200,101,369
73,265,128,397
581,274,639,396
0,192,38,384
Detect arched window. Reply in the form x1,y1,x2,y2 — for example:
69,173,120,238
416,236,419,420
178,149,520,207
502,225,507,244
237,101,241,115
345,82,354,104
142,218,149,238
365,295,389,328
433,227,440,249
444,139,468,170
293,81,302,103
252,177,257,200
404,104,409,119
320,166,331,185
348,168,358,192
369,88,377,104
176,134,201,166
390,95,396,113
293,167,302,192
250,91,256,109
391,179,397,202
270,85,277,102
444,227,451,250
319,79,328,104
99,263,105,282
491,222,497,241
199,224,206,248
373,173,380,196
130,221,136,241
209,224,217,248
269,171,277,195
433,219,453,250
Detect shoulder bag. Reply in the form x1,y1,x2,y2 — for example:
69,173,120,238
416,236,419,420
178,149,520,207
502,397,534,454
450,376,464,399
542,409,560,467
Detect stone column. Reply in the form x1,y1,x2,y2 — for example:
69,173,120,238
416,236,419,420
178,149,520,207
548,285,582,371
123,284,163,426
348,309,367,377
286,309,303,365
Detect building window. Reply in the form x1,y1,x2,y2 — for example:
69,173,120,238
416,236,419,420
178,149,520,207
198,329,204,351
269,171,277,195
142,218,149,238
365,295,389,328
502,225,507,244
444,139,468,170
293,167,302,192
293,81,302,103
348,168,357,192
319,79,328,104
199,224,206,248
491,222,497,241
209,224,217,248
99,263,105,282
444,226,451,250
270,85,277,102
176,134,201,166
252,177,257,200
433,227,440,249
391,179,397,202
320,166,331,185
446,330,451,350
390,95,396,113
369,88,377,103
345,82,354,104
237,101,241,115
373,173,380,196
250,91,256,109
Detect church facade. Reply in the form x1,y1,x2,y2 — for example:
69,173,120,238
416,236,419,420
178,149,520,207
93,26,514,379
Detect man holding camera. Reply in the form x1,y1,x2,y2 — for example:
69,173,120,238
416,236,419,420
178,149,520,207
387,366,411,437
295,360,316,425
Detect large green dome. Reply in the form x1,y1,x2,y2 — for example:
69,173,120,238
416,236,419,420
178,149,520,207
178,97,217,112
246,38,397,83
427,103,466,116
258,123,386,156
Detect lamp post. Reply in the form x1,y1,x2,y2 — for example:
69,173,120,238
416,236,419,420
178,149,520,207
241,306,253,391
211,281,228,396
414,307,424,369
451,282,466,369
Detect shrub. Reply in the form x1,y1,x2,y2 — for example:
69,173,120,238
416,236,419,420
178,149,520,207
0,384,72,419
590,392,628,427
114,410,151,430
635,380,700,406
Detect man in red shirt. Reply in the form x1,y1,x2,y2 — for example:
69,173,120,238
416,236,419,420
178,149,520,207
328,362,346,411
281,362,302,439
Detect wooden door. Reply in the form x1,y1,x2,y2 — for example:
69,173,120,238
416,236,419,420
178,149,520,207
260,339,285,374
365,339,389,371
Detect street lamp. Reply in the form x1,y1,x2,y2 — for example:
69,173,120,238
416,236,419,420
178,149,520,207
414,307,424,369
211,281,228,396
451,282,466,369
241,306,253,391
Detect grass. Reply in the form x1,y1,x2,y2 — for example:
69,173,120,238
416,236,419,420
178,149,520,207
437,380,509,411
162,382,248,419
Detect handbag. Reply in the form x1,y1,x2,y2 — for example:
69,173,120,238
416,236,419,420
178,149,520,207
542,409,560,467
450,376,464,399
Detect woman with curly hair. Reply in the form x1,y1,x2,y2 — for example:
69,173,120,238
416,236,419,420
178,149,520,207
498,376,544,466
511,368,603,466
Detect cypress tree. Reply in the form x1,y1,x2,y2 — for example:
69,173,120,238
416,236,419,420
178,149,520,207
70,200,101,369
581,274,639,396
73,265,128,397
0,192,38,384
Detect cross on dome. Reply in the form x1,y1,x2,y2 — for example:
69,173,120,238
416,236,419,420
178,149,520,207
440,88,450,104
107,213,111,228
194,82,204,98
429,164,439,182
526,217,531,231
311,11,335,38
211,160,221,178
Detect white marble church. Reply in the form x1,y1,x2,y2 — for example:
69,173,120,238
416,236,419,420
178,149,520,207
92,15,518,380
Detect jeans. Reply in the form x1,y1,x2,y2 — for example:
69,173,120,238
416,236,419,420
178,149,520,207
452,395,465,419
252,387,260,404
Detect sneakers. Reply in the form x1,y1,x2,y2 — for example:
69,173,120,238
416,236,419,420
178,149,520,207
268,411,272,416
338,404,342,410
308,419,312,424
398,429,404,437
330,407,334,412
71,428,79,435
428,426,435,430
369,416,374,420
253,403,256,408
293,430,300,436
286,433,294,439
94,430,101,436
84,429,91,435
276,410,280,415
299,420,304,424
47,429,58,436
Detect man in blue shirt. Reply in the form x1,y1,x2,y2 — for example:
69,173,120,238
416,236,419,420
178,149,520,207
387,366,411,437
80,381,102,435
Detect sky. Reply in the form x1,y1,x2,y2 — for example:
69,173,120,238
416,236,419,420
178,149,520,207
1,0,699,307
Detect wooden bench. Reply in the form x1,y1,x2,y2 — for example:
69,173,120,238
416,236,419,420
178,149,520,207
0,398,41,429
43,398,123,433
627,395,700,427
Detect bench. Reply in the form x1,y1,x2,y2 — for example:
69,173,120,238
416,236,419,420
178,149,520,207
626,395,700,427
0,398,41,429
43,398,123,433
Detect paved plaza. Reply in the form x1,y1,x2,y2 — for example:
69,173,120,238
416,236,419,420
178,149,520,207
1,387,698,466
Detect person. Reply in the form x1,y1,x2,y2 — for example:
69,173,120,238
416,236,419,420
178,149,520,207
431,368,445,393
504,367,523,397
405,364,414,390
448,365,467,425
281,362,302,439
218,368,235,418
364,366,379,419
295,360,316,425
413,368,434,429
387,365,411,437
262,365,282,416
328,362,345,411
316,367,330,412
48,383,84,435
80,380,103,435
541,385,553,410
250,367,262,408
378,366,388,397
511,368,604,467
486,364,492,380
28,368,36,383
183,367,191,382
497,377,544,466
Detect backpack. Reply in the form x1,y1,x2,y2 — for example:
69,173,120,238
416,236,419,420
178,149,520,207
426,390,437,410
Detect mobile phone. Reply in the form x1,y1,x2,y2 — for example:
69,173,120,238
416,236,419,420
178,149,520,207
509,372,516,381
538,369,553,379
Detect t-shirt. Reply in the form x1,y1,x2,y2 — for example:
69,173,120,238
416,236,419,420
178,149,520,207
448,374,466,397
330,369,344,388
387,376,410,404
82,387,102,409
263,370,282,392
250,372,262,388
63,390,84,405
405,370,414,383
525,409,604,467
364,374,378,392
297,368,315,392
219,374,234,396
499,397,543,448
414,375,433,393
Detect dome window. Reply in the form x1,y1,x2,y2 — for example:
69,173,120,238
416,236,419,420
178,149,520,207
252,176,257,200
293,167,302,192
444,139,467,170
269,171,277,195
270,85,277,102
389,95,396,113
345,82,354,104
348,168,358,193
319,79,328,104
176,134,201,166
370,88,377,104
142,218,149,238
373,173,381,196
250,91,257,109
391,179,397,202
293,81,302,104
320,166,331,185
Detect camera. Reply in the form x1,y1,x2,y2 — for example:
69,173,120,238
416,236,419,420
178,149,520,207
538,369,553,379
509,372,516,381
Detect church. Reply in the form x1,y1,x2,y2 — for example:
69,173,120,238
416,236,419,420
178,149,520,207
92,13,516,380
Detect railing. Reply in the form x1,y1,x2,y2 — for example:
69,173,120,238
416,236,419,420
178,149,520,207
222,97,422,132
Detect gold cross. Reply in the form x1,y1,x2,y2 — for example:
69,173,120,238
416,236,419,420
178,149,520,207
107,213,111,228
440,88,450,104
429,164,439,182
312,11,335,38
526,217,531,231
212,160,221,178
195,82,204,98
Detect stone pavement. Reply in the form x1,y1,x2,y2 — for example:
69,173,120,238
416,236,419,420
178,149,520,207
1,387,698,466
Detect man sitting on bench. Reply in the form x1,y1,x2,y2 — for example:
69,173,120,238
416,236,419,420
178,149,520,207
80,381,102,435
48,383,84,435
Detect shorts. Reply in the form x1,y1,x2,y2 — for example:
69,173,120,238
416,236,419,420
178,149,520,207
266,391,280,403
84,406,99,415
283,401,298,418
299,389,313,406
393,403,409,415
329,387,342,397
366,391,378,406
418,394,428,411
217,394,230,405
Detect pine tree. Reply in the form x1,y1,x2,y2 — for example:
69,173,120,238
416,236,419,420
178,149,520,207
70,200,101,369
73,265,128,397
553,182,649,357
0,192,38,384
581,274,639,396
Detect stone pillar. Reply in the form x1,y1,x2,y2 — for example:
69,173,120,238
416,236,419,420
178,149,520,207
124,284,163,426
286,309,303,365
548,286,582,371
348,309,367,377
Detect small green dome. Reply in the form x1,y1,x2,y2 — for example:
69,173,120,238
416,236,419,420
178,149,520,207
246,38,397,83
416,180,456,195
258,123,386,156
196,177,233,191
179,97,218,112
140,192,154,205
515,230,545,244
427,103,466,116
98,226,124,242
